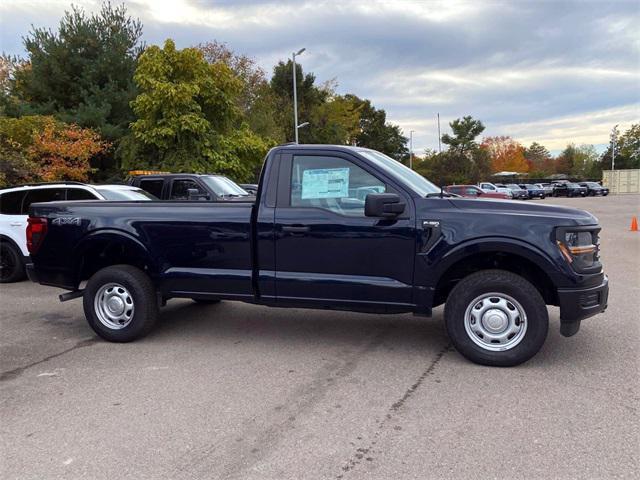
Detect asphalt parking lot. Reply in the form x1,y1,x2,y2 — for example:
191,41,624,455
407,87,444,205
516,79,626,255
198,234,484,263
1,194,639,480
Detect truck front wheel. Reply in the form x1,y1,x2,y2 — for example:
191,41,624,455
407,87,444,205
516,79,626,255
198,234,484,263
444,270,548,366
83,265,158,342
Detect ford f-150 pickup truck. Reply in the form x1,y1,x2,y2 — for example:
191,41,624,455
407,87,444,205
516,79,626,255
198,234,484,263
26,145,609,366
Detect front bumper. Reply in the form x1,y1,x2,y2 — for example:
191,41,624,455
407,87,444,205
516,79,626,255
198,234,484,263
557,275,609,336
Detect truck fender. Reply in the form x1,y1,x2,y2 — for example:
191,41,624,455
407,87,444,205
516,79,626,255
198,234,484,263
428,236,563,288
72,229,157,283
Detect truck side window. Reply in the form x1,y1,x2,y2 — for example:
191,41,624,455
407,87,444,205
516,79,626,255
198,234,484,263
170,180,206,200
139,179,164,198
290,155,386,217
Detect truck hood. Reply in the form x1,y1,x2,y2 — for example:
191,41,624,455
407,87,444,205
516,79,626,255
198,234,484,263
442,197,598,226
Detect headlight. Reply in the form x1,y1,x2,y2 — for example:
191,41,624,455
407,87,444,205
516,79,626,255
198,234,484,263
556,227,601,273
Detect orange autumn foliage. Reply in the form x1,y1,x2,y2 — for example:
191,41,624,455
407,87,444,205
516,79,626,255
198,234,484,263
28,119,108,182
481,136,530,173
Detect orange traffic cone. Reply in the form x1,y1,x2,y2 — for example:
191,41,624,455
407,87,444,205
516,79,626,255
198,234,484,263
631,216,638,232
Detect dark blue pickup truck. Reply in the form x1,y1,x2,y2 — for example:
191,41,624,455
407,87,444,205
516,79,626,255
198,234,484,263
26,145,608,366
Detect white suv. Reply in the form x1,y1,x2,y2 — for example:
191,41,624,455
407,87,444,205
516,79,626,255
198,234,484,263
0,182,154,282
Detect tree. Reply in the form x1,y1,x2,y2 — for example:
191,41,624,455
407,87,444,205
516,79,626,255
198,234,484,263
441,116,485,155
13,2,143,141
307,94,360,145
270,60,325,142
123,39,271,182
600,124,640,170
555,144,601,179
198,41,285,142
481,136,529,173
415,147,491,186
415,115,491,185
524,142,554,175
0,115,108,186
0,54,29,116
345,94,408,160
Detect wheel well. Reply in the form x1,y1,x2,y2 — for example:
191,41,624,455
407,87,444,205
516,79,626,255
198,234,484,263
0,234,21,251
433,252,558,307
77,239,152,284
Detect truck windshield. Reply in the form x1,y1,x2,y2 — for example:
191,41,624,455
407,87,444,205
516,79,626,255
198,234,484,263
357,150,440,196
201,176,250,197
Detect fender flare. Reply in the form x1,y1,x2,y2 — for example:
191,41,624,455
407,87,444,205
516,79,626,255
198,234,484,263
429,236,563,288
73,229,157,281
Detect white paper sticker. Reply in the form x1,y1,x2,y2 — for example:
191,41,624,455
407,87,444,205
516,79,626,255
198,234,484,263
301,167,350,199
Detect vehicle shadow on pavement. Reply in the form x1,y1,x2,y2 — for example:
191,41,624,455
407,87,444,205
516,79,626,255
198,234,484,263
148,299,450,354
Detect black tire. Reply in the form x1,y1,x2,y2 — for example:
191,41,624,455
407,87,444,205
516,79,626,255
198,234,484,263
192,298,221,304
83,265,158,342
0,241,26,283
444,270,549,367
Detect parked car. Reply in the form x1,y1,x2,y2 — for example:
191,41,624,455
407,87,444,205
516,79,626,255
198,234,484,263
535,183,554,196
505,184,529,199
26,144,609,367
552,182,587,197
519,184,546,199
478,182,513,198
129,173,253,201
579,182,609,196
239,183,259,195
445,185,510,199
0,183,154,283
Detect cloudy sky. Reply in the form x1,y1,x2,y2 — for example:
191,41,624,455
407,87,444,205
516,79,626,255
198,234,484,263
1,0,638,154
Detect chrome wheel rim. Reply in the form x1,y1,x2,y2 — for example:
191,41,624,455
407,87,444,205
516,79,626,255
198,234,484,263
94,283,134,329
464,293,527,352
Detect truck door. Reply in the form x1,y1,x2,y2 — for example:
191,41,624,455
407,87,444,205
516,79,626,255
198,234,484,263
273,151,416,309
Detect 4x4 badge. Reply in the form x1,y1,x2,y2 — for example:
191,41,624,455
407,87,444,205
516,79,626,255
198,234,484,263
52,217,81,226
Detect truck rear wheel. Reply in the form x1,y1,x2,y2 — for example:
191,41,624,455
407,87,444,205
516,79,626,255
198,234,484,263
83,265,158,342
444,270,548,367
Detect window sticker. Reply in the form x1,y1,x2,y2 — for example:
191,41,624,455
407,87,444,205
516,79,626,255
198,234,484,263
301,167,350,199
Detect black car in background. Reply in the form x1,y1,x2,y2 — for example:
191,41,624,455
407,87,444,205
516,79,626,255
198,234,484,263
552,182,587,197
579,182,609,196
130,173,253,201
239,183,259,195
519,184,546,199
505,184,529,199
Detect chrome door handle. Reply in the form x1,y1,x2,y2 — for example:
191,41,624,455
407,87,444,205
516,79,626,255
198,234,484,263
10,222,23,226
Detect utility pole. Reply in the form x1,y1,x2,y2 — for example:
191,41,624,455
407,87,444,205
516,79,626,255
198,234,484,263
409,130,414,169
292,48,306,143
437,113,441,153
610,125,619,171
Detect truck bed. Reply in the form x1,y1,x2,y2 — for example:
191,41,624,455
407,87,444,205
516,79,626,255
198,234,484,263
29,200,255,294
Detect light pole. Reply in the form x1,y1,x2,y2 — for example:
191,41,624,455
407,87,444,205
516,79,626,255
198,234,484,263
409,130,415,169
437,113,441,153
292,48,306,143
610,125,619,171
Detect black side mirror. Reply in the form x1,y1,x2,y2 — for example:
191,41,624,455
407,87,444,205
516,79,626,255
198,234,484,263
365,193,405,218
